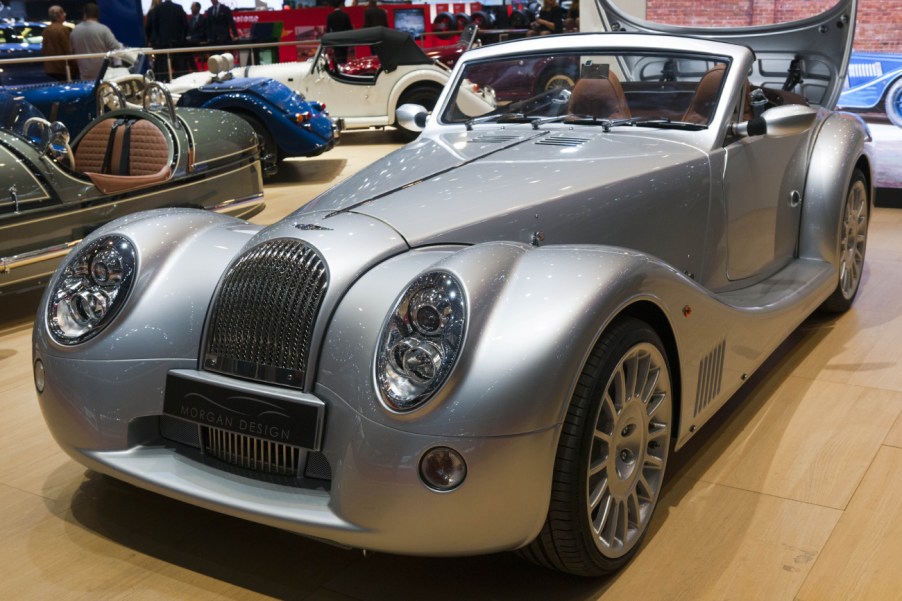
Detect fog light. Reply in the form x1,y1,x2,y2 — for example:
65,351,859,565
419,447,466,491
34,359,45,393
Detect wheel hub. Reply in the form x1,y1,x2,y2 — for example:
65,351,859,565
609,400,647,496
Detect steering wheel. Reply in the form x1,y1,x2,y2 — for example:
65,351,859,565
96,81,126,114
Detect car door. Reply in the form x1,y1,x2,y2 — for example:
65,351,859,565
303,49,381,121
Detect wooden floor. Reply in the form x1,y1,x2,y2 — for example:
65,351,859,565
3,131,902,600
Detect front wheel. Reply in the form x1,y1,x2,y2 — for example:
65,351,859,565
885,78,902,128
521,317,673,576
820,168,869,313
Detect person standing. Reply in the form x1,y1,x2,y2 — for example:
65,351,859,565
42,5,78,81
527,0,563,36
363,0,388,29
186,2,206,45
325,0,353,63
206,0,238,45
70,2,123,81
149,0,188,78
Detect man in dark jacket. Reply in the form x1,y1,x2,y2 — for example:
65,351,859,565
363,0,388,29
149,0,188,77
206,0,238,45
325,0,353,63
186,2,206,44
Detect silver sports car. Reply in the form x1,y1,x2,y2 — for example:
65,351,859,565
34,0,871,577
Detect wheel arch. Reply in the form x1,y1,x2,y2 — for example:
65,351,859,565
799,112,874,268
389,74,447,120
617,300,683,439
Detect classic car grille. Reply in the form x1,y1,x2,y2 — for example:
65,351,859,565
204,426,301,476
159,415,332,481
534,136,591,148
203,239,327,389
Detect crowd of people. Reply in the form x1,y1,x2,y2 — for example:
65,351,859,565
40,0,576,82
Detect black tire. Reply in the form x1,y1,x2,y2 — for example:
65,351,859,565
395,86,441,141
520,317,673,576
235,112,278,176
470,10,494,28
509,10,531,29
820,168,869,313
454,13,471,30
432,12,455,40
537,61,579,94
885,78,902,128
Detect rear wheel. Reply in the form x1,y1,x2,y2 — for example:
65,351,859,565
820,168,869,313
395,86,441,140
885,78,902,128
521,317,673,576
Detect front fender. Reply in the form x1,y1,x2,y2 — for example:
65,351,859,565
33,208,261,362
317,242,687,438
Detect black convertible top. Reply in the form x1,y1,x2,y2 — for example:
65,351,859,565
319,27,432,72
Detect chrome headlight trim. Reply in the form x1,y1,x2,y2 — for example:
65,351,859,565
375,271,466,412
47,235,137,345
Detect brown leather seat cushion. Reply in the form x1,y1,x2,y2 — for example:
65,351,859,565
568,71,632,120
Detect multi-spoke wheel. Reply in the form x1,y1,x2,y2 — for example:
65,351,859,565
821,168,869,313
522,316,672,576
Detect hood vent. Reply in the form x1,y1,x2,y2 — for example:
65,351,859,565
468,134,521,144
535,136,592,148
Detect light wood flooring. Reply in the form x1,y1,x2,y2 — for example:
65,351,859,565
2,131,902,600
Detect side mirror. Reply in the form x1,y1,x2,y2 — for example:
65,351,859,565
733,104,818,138
396,103,428,133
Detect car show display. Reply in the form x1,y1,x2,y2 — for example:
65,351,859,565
32,0,873,578
0,84,263,294
12,53,337,176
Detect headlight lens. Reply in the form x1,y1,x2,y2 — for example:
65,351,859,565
376,271,466,412
47,235,136,345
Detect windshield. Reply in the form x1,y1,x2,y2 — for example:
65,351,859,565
0,93,48,139
441,49,731,128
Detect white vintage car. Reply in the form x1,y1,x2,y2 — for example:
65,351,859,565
171,27,453,139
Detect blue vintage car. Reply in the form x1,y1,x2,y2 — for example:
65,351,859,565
837,51,902,127
11,53,338,175
0,21,48,86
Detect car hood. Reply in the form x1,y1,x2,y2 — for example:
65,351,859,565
301,128,707,248
583,0,857,109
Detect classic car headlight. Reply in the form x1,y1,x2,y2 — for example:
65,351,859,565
47,236,136,345
376,271,466,412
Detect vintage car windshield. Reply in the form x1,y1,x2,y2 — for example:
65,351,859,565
442,49,732,128
0,93,47,138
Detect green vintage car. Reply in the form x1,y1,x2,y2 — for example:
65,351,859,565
0,82,264,293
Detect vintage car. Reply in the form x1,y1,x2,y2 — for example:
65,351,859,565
14,53,337,175
0,21,46,86
195,27,454,138
837,51,902,127
34,0,871,577
0,85,263,294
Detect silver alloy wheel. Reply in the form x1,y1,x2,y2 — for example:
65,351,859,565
587,341,672,559
838,178,868,301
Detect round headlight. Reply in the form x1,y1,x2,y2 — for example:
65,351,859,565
47,235,137,345
376,271,466,412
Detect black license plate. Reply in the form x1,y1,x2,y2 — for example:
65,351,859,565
163,372,323,450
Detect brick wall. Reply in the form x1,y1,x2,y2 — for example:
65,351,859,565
647,0,902,53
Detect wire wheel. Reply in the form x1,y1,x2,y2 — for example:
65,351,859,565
521,316,672,576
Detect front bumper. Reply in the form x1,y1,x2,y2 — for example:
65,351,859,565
35,354,559,556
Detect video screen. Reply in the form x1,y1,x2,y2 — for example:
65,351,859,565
393,8,426,38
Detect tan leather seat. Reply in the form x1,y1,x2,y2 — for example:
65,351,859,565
567,71,631,119
74,117,173,194
682,64,726,124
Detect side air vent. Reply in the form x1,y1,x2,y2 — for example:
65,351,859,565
535,136,591,148
202,238,327,389
468,134,520,144
694,340,725,417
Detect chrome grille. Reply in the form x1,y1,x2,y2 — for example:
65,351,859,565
204,426,301,476
203,239,327,389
